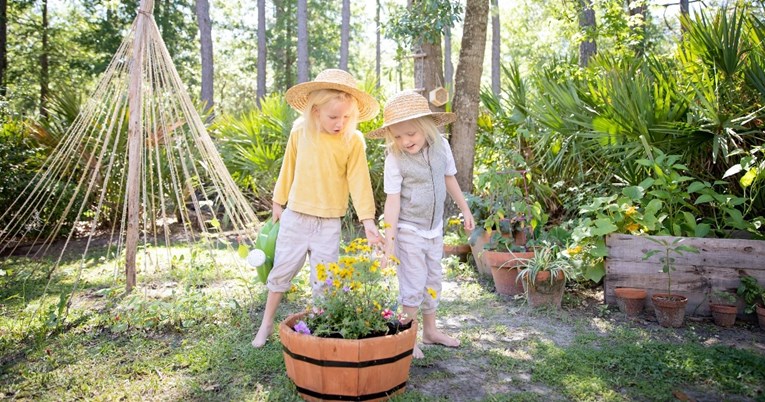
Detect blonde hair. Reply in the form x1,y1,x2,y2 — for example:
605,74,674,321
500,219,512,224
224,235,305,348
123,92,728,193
384,116,442,156
292,89,360,142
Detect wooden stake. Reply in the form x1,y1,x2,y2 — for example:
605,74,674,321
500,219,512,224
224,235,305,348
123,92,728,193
125,0,154,293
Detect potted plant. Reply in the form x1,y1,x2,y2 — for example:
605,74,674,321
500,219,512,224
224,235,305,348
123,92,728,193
614,287,648,318
443,214,471,261
642,237,699,328
278,238,417,401
483,232,532,296
737,275,765,330
709,290,737,328
469,170,548,281
517,244,573,309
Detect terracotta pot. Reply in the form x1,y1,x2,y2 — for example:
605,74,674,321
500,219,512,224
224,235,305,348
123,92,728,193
443,243,471,262
279,313,417,401
614,288,647,317
709,303,737,327
485,250,533,296
756,304,765,330
523,270,565,309
651,293,688,328
469,231,492,275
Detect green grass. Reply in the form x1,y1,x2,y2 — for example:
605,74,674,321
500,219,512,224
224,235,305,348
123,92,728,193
1,246,764,401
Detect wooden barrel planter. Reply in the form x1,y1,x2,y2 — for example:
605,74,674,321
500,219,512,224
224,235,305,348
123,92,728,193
484,250,533,296
279,313,417,402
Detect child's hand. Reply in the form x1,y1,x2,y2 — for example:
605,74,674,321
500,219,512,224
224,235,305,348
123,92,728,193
362,219,382,245
462,210,476,232
272,202,284,222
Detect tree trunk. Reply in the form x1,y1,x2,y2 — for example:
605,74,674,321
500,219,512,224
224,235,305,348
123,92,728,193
0,0,6,97
339,0,350,71
451,0,488,193
375,0,381,87
40,0,49,118
627,0,647,57
196,0,214,115
421,40,444,112
256,0,266,105
578,0,597,67
297,0,309,83
444,23,453,92
680,0,689,34
490,0,500,95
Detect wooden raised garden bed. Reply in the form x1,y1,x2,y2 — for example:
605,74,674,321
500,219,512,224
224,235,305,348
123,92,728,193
604,234,765,316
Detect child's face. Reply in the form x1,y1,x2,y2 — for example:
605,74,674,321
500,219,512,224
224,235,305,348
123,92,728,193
389,120,427,154
313,98,354,135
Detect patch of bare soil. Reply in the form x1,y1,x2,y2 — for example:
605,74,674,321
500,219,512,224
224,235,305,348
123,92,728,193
406,276,765,401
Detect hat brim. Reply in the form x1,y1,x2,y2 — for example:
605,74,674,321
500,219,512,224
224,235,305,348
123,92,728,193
366,112,456,139
285,82,380,122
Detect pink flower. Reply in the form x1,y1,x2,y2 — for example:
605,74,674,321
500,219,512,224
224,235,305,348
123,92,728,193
381,309,394,320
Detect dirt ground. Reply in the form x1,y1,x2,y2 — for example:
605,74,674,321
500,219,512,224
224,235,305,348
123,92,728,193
407,276,765,401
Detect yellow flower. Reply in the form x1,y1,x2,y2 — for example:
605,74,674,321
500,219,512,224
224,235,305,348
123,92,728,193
567,245,583,255
373,300,382,310
625,222,640,232
380,222,392,229
624,206,638,217
388,255,401,265
448,218,461,227
427,287,437,299
317,263,327,281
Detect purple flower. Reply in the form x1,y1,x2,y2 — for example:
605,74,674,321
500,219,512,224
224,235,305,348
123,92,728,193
325,278,333,286
294,320,311,335
343,286,350,292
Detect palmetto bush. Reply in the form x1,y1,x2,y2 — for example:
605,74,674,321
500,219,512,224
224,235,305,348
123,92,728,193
483,4,765,234
213,94,296,212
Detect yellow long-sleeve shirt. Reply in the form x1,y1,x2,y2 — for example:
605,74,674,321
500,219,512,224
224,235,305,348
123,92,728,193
273,128,376,221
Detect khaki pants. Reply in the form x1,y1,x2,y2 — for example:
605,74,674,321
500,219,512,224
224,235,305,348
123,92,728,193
266,208,341,296
395,228,444,314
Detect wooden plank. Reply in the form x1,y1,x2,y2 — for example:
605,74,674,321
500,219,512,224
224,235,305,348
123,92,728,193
607,234,765,270
604,234,765,317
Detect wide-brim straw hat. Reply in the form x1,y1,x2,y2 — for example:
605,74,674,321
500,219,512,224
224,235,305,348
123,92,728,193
285,69,380,122
366,90,456,139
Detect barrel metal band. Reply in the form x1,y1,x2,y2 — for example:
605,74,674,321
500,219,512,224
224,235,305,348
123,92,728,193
282,346,413,368
295,381,407,401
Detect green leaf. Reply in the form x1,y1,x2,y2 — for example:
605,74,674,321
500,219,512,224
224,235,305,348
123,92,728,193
238,244,249,259
694,194,714,205
591,238,609,257
591,219,618,236
584,261,605,283
740,168,758,187
210,218,221,229
695,223,711,238
687,181,706,193
622,186,644,201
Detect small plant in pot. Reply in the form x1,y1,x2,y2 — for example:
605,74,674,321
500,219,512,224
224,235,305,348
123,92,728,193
737,275,765,330
709,290,738,328
517,244,573,309
642,237,699,328
443,214,471,261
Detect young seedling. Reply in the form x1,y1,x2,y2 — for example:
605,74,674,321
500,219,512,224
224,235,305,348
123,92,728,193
642,237,699,295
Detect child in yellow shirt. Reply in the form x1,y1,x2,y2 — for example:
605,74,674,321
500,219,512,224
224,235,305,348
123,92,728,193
252,69,382,348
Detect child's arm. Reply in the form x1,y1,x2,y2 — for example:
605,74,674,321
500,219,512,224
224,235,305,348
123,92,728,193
272,132,298,222
382,193,400,262
446,176,475,232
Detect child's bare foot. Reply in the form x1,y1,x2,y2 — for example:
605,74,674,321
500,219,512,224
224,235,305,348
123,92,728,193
422,330,460,348
412,344,424,359
251,324,273,348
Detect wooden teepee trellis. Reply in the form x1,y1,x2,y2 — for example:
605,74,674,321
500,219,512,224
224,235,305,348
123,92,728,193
0,0,258,295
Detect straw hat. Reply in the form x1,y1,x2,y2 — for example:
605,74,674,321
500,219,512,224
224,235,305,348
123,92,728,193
285,69,380,122
366,90,456,139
